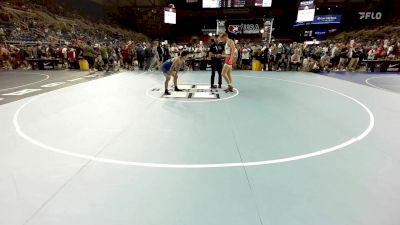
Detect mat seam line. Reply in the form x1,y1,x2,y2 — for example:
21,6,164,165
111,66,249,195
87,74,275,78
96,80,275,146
224,101,265,225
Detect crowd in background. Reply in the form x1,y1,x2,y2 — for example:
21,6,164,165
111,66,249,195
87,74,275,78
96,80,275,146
2,37,400,73
0,0,146,72
239,38,400,73
0,40,187,72
1,1,399,73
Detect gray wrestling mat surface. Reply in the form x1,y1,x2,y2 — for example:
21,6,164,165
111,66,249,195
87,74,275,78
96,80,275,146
0,70,399,225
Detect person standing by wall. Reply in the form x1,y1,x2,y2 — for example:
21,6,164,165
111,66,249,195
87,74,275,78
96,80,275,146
0,44,11,70
348,44,361,71
148,41,160,71
338,43,349,71
162,43,170,63
290,49,301,71
82,41,96,74
170,43,179,58
136,44,145,70
100,43,109,71
144,43,152,70
240,45,251,70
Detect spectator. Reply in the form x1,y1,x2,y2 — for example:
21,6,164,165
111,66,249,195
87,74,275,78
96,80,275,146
387,43,396,59
257,45,267,71
162,43,170,62
240,46,251,70
136,44,145,70
144,43,153,70
290,49,301,71
308,56,320,73
82,41,96,73
320,52,332,72
122,44,132,70
276,52,288,71
338,44,349,71
269,44,277,71
330,43,340,69
170,43,179,58
67,45,78,69
148,41,160,71
348,45,361,71
367,46,376,60
100,43,109,70
157,42,164,63
0,44,11,69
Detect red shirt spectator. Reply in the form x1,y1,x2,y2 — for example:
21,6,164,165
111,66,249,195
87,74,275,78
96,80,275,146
67,48,76,62
122,46,130,59
375,46,384,59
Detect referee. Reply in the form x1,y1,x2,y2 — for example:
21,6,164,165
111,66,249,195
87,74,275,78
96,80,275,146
210,38,224,88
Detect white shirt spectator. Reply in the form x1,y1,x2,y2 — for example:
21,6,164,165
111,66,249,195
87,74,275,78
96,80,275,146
348,48,354,58
62,47,68,58
387,46,394,56
321,54,331,64
331,46,338,58
323,47,329,54
194,46,203,59
241,48,250,60
170,46,179,57
368,49,376,60
291,54,301,63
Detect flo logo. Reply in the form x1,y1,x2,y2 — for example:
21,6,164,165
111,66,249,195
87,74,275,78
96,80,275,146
359,12,382,20
228,25,242,34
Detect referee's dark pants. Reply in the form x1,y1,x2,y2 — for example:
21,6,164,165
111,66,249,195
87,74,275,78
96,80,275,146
211,57,222,87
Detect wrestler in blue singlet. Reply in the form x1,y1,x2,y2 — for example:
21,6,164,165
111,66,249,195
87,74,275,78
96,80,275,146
162,58,174,76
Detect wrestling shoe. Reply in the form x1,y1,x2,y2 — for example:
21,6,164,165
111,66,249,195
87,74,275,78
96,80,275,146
174,87,183,92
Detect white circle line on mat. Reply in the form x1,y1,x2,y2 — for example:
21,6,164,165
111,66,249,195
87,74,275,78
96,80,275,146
0,73,50,92
13,75,375,168
365,75,400,93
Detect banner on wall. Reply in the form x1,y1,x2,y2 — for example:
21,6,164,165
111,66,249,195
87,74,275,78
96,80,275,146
294,14,341,26
225,20,262,36
314,15,341,24
227,24,260,34
314,29,328,37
